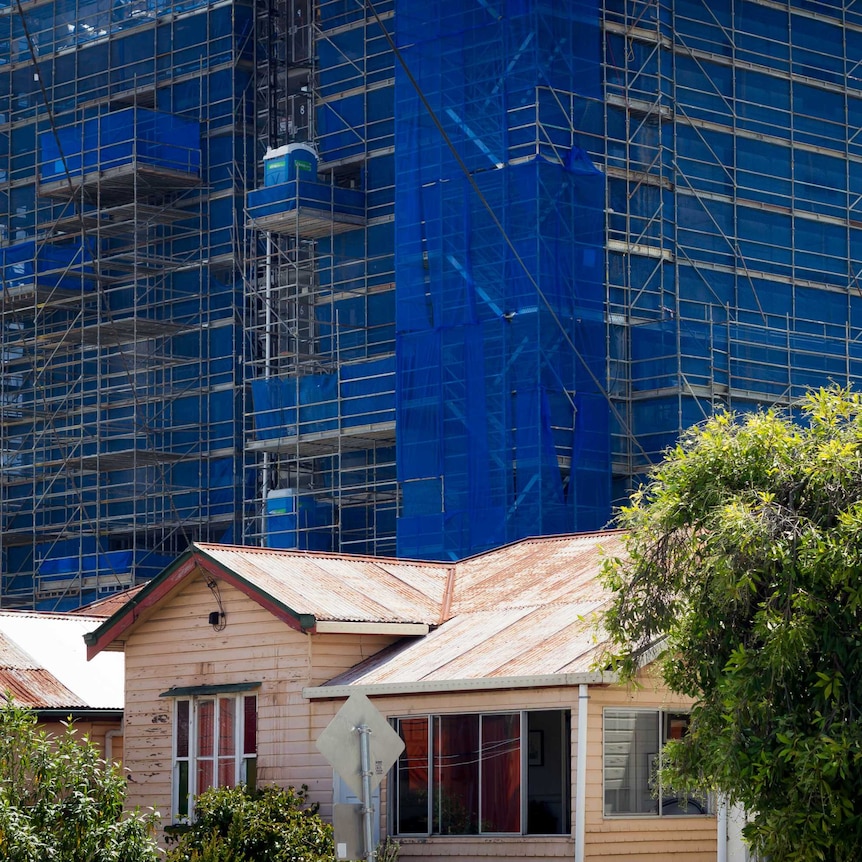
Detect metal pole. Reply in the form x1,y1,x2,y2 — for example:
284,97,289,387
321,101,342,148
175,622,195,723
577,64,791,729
357,724,375,862
574,684,588,862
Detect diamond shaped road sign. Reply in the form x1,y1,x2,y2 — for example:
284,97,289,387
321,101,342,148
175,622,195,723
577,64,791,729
316,693,405,800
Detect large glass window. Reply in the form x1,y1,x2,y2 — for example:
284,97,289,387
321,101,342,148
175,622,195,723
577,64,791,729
173,694,257,821
393,710,570,836
603,709,709,817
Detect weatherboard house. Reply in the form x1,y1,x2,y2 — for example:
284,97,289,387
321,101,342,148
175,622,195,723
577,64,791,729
85,532,730,861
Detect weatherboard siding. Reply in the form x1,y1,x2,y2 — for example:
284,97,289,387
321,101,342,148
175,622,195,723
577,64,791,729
121,569,398,839
315,682,714,862
584,679,717,862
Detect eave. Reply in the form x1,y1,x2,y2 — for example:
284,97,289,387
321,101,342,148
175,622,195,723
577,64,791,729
302,671,617,700
84,547,316,660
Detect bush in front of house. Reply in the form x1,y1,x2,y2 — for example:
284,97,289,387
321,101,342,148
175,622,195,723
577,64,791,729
0,698,160,862
166,784,334,862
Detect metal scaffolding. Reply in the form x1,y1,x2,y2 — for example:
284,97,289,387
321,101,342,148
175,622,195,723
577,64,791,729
242,0,397,556
0,0,255,608
5,0,862,603
601,0,862,492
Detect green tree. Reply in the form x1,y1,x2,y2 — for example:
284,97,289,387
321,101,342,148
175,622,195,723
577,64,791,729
165,784,334,862
602,387,862,862
0,697,160,862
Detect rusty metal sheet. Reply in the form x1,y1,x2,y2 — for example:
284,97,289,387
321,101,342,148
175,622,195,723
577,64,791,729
332,601,610,686
196,531,620,627
196,544,452,624
451,531,624,615
72,585,144,617
0,667,87,709
321,531,625,688
0,612,123,709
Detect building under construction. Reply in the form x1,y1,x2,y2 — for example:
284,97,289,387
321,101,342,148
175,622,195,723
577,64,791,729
1,0,861,607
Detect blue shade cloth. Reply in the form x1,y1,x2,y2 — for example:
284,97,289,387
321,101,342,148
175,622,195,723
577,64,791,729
39,107,200,181
393,0,609,560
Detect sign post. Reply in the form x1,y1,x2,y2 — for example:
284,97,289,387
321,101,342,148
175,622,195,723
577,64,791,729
316,693,405,862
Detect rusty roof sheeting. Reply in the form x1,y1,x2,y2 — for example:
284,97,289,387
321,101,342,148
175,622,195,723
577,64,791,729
0,667,88,709
0,612,123,709
194,543,452,624
89,530,626,693
451,532,624,615
324,600,611,687
317,532,625,688
72,585,144,617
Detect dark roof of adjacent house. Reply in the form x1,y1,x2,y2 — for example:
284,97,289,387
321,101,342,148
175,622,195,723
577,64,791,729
72,585,145,618
84,531,625,692
0,611,123,711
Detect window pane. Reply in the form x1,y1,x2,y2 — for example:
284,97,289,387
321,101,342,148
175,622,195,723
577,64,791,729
480,713,520,833
217,699,236,787
604,710,659,815
433,715,479,835
243,696,257,755
197,758,214,795
177,761,189,818
176,700,189,758
219,699,235,757
396,717,429,834
198,700,214,757
527,710,570,834
197,699,215,794
660,713,708,815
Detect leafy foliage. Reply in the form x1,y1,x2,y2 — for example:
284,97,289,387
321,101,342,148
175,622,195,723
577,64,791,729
165,784,334,862
0,697,160,862
602,388,862,862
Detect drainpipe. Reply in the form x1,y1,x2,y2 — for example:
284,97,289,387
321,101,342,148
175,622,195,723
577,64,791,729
105,727,123,765
575,684,589,862
717,797,728,862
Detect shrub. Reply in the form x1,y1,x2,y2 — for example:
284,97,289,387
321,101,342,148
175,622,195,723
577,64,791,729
0,697,160,862
166,784,334,862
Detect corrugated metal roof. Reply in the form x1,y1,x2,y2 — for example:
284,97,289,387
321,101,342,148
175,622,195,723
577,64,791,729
451,531,624,615
89,530,625,694
328,602,609,685
0,667,88,709
195,534,623,682
0,612,123,709
194,544,452,624
72,585,144,617
309,531,622,688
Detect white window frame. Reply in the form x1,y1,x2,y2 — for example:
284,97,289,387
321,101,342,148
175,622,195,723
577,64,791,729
602,707,711,818
391,709,571,838
171,693,257,822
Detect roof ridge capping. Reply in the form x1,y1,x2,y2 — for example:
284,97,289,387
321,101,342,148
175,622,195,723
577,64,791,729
191,541,454,568
451,528,624,565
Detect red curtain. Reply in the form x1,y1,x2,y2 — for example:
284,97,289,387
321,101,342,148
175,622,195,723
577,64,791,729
397,718,430,833
433,715,479,834
481,714,521,833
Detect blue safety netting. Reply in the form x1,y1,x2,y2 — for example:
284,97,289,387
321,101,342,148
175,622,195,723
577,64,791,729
0,0,251,605
1,239,95,289
39,107,200,181
250,355,396,440
394,0,608,560
605,0,862,479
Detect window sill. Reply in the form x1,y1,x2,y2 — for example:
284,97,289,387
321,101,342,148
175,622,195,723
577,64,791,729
396,835,574,844
602,813,716,820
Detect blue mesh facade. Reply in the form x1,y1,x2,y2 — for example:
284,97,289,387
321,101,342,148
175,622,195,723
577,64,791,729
394,2,609,558
603,0,862,489
5,0,862,602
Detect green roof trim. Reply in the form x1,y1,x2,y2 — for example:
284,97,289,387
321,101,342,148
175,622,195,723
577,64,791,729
159,682,262,698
